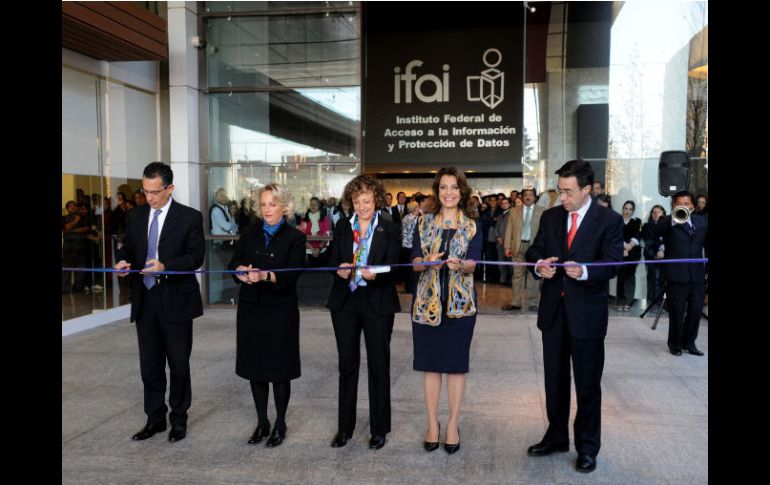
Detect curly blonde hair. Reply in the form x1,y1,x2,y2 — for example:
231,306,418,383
341,174,387,209
255,183,295,218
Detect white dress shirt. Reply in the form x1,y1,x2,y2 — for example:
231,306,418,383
535,197,591,280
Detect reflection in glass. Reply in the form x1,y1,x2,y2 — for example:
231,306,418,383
209,90,360,165
608,1,707,217
62,65,159,321
62,174,140,320
204,1,358,14
203,3,363,305
206,13,359,88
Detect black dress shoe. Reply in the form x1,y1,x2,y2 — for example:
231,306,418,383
330,431,353,448
576,454,597,473
669,347,682,356
248,421,271,445
131,421,166,441
424,422,440,452
684,346,704,356
265,425,285,447
444,428,460,454
168,427,186,442
527,440,569,456
369,434,386,450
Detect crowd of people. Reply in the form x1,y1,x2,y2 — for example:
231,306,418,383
65,174,709,319
61,187,151,294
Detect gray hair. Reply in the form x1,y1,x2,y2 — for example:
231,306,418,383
255,183,295,218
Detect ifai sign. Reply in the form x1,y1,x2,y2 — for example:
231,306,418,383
394,61,451,103
363,4,524,169
393,49,505,110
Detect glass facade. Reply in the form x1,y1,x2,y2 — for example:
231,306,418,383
199,0,707,306
62,61,159,321
61,1,707,318
526,1,708,301
202,2,362,304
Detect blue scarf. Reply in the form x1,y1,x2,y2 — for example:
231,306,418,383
262,218,284,247
350,212,378,291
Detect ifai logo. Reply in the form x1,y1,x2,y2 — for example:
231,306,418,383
393,60,450,104
466,48,504,109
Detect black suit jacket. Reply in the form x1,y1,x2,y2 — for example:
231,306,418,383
390,205,402,225
526,201,623,339
641,218,665,260
117,200,205,323
325,216,402,316
623,217,642,261
662,214,708,284
227,221,307,304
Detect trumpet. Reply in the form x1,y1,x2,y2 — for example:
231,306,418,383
672,205,692,224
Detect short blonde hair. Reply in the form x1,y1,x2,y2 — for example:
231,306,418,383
406,200,419,212
255,183,295,218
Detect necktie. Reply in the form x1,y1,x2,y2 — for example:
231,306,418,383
567,212,579,249
687,223,695,237
144,209,162,289
523,207,532,240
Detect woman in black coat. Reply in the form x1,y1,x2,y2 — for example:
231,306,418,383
616,200,642,310
641,204,666,305
228,183,306,447
326,174,401,450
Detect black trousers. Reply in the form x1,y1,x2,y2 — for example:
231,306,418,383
483,241,499,282
646,264,665,302
399,247,412,286
666,282,706,350
62,239,90,291
136,286,193,429
331,288,394,436
541,299,605,457
615,264,637,306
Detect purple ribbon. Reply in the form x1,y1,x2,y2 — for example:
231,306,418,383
63,258,708,275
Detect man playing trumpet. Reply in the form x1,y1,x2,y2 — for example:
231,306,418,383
659,191,709,356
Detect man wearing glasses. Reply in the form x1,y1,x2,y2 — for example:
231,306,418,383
114,162,205,443
525,160,623,473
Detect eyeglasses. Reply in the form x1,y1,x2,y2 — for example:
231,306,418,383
556,187,583,196
140,186,168,196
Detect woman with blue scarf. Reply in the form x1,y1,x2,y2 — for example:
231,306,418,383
228,184,306,448
326,174,401,450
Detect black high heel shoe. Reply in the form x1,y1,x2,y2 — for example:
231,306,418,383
248,420,271,445
444,428,460,454
424,421,440,452
265,424,286,447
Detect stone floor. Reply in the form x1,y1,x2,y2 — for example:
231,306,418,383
62,308,707,484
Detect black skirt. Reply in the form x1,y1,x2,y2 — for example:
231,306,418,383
412,307,476,374
235,299,301,382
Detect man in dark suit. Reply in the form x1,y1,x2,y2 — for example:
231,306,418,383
394,192,408,222
661,191,708,356
381,192,402,224
114,162,205,443
525,160,623,473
